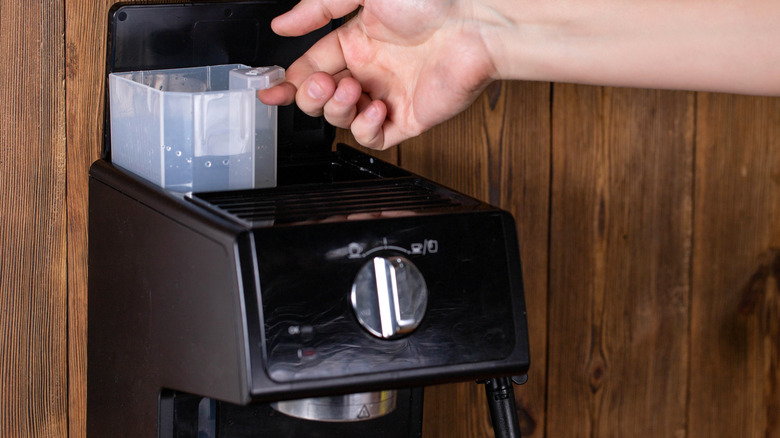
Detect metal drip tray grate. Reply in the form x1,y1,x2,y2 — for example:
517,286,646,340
191,178,472,225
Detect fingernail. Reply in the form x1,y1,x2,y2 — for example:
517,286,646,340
334,86,349,103
364,104,380,121
307,81,325,100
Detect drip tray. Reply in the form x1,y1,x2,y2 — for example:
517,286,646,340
192,178,473,226
188,146,478,226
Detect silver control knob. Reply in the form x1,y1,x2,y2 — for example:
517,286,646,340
351,256,428,339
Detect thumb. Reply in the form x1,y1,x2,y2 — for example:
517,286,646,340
272,0,364,36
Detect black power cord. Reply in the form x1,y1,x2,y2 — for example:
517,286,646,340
482,377,522,438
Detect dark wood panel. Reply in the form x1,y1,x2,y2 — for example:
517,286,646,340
690,93,780,438
422,383,494,437
547,86,693,437
0,0,68,437
401,80,551,438
478,81,551,438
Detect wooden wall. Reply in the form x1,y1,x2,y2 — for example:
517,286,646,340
339,84,780,438
1,0,778,436
1,0,68,436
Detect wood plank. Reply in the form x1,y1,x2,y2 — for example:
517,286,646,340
690,93,780,438
547,86,693,437
0,0,68,437
422,383,494,437
65,1,115,436
402,80,551,438
480,81,551,438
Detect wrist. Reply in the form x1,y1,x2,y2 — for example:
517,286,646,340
470,0,568,82
470,0,780,94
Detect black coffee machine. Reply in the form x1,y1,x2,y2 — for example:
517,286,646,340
88,2,530,437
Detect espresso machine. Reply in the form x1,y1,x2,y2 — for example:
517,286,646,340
88,2,530,437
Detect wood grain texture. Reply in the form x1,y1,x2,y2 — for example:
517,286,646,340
0,0,68,437
547,86,693,437
690,93,780,438
401,80,551,438
423,383,494,438
65,2,115,437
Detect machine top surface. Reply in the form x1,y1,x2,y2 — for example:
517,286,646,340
189,146,488,228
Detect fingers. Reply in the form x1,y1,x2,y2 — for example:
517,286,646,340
285,30,349,88
258,28,349,106
294,72,337,116
259,77,409,150
350,100,388,149
259,75,400,150
256,82,297,106
272,0,363,37
349,105,416,150
294,73,394,150
323,76,362,128
261,0,408,148
297,72,395,150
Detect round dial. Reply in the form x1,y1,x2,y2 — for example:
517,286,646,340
351,256,428,339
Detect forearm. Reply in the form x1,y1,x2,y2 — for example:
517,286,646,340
475,0,780,95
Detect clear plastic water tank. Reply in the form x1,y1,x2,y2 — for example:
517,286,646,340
109,64,284,192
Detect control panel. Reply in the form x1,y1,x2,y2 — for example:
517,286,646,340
252,213,520,383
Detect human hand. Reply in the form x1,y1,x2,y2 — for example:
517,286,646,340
257,0,498,149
